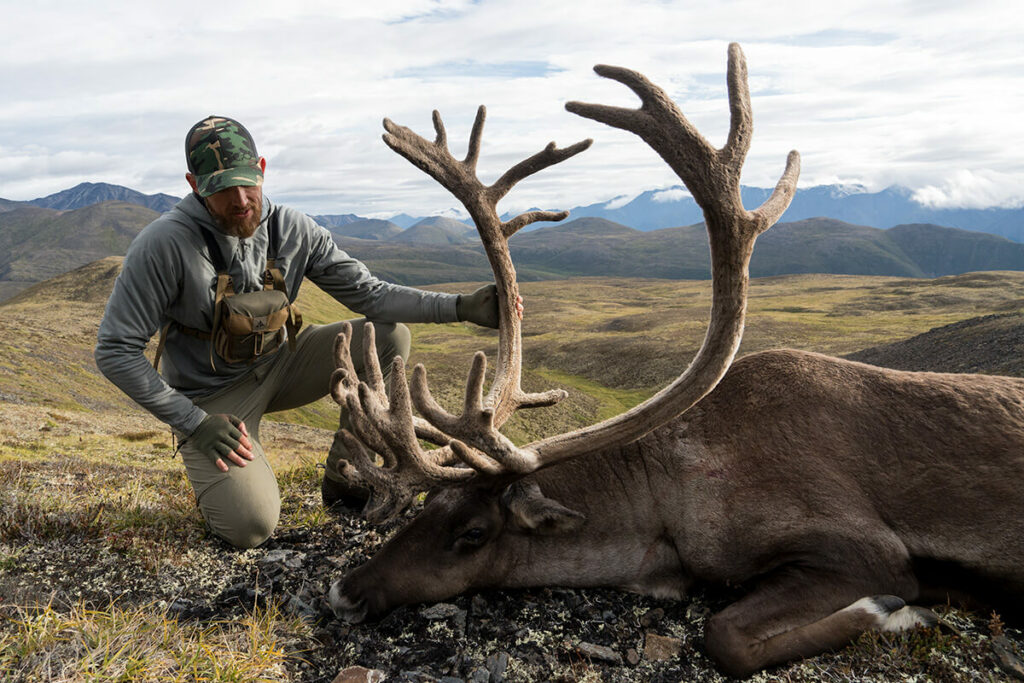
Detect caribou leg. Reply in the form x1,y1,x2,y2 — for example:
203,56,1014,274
703,557,936,677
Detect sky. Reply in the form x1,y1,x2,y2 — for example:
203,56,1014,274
2,0,1022,218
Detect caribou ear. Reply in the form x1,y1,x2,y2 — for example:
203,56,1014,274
504,481,586,535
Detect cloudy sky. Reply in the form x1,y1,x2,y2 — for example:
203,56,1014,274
2,0,1022,218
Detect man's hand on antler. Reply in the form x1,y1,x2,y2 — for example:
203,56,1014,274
457,284,523,328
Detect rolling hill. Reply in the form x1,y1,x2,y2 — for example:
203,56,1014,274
0,201,157,299
845,309,1024,376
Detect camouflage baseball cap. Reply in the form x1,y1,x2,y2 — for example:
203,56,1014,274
185,115,263,197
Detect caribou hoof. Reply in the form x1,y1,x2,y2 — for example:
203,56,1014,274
849,595,939,632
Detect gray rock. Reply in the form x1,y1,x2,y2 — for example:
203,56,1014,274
486,651,509,682
331,665,386,683
576,641,622,664
420,602,464,620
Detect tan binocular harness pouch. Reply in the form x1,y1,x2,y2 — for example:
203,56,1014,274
153,222,302,371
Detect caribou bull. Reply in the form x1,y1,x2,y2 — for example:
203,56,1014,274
325,44,1024,676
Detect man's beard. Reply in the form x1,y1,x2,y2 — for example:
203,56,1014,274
209,199,262,238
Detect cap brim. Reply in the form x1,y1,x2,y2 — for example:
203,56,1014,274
194,165,264,197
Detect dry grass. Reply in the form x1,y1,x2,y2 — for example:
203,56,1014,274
0,599,307,682
2,267,1024,680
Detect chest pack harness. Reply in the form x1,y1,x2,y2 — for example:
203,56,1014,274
153,223,302,371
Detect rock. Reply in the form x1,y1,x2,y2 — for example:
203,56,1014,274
260,548,306,569
485,651,509,682
640,607,664,628
626,648,641,666
992,635,1024,680
421,603,464,620
468,668,490,683
168,597,193,613
470,594,489,616
283,593,319,621
576,641,622,664
643,632,682,661
331,665,386,683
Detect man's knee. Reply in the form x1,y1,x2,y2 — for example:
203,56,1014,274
374,321,411,363
197,469,280,549
210,506,278,549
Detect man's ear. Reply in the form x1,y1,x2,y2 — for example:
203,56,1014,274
185,172,199,193
258,157,266,173
504,480,585,535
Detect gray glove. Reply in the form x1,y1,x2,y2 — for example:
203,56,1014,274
188,413,244,460
457,284,500,329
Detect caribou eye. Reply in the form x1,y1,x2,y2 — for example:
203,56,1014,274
453,526,488,551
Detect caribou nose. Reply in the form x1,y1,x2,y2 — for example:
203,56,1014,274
329,579,369,623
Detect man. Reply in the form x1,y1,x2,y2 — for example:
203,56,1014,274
95,115,514,548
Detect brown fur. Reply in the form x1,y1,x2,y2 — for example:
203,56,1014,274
334,351,1024,675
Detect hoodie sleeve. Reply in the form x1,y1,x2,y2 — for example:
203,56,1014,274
296,211,460,323
94,227,207,435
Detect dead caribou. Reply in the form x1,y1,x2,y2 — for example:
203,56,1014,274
324,44,1024,676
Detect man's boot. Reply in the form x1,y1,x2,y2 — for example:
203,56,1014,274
322,410,371,510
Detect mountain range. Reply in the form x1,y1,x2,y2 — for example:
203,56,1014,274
2,182,1024,301
6,181,1023,243
518,185,1024,243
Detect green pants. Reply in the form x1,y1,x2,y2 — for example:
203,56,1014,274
177,319,411,548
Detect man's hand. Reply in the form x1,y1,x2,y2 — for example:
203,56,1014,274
187,414,255,472
457,284,524,328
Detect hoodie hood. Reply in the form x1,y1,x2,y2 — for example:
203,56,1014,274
172,193,275,293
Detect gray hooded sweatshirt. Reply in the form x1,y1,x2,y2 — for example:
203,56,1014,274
95,193,459,435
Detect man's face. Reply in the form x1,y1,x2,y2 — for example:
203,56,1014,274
204,184,263,239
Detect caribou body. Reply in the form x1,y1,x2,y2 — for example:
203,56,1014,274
324,45,1024,676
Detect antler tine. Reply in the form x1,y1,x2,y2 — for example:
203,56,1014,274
332,321,355,376
750,150,801,233
465,105,485,170
566,66,713,163
723,42,753,167
489,139,594,218
430,109,448,148
408,351,540,475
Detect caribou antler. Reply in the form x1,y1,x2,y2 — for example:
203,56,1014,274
330,43,799,519
327,108,592,518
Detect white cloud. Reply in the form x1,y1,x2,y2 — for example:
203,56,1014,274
912,170,1024,210
0,0,1022,215
603,194,639,210
651,189,690,204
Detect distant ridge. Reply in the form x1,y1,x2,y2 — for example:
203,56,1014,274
391,216,476,245
845,309,1024,377
507,216,1024,280
324,218,403,241
28,182,179,213
311,213,362,229
536,184,1024,243
0,201,155,300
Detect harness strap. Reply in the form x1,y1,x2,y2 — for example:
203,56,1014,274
268,258,302,351
208,272,233,370
152,219,299,372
